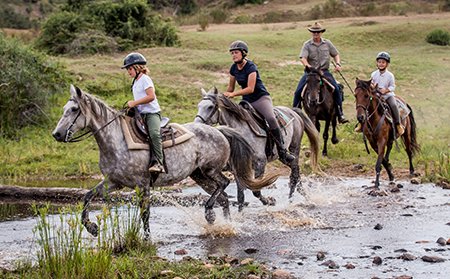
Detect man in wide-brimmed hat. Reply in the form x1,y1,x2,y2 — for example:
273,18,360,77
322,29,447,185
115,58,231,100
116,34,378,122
292,22,348,124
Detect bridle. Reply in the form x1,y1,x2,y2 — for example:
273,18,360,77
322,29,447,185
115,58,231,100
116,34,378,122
306,72,325,105
194,95,219,125
64,98,127,142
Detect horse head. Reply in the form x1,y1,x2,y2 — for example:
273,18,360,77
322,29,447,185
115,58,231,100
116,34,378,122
305,66,323,105
195,87,220,125
354,78,376,124
52,85,91,142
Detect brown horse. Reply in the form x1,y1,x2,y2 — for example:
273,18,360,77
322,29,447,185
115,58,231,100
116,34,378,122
300,67,339,156
354,79,420,188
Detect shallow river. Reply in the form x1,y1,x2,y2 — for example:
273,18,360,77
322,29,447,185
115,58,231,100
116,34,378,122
1,176,449,278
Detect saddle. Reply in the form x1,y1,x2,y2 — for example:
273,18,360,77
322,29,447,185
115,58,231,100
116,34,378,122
120,109,194,150
239,100,293,159
379,96,410,125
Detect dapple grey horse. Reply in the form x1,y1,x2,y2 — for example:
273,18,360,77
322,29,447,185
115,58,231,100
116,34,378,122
195,87,320,210
52,85,279,237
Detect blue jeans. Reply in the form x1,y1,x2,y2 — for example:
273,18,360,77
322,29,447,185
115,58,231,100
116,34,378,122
293,70,343,107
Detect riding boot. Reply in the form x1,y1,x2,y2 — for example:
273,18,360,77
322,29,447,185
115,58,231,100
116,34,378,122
336,105,349,124
386,96,404,136
271,128,295,164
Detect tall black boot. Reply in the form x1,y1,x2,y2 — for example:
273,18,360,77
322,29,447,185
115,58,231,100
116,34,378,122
336,105,349,124
386,96,404,136
271,128,295,164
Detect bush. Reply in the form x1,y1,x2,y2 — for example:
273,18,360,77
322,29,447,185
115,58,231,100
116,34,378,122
36,0,179,55
0,4,33,29
426,29,450,46
0,34,68,138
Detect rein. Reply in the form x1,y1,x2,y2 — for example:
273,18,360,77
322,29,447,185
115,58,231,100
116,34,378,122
194,95,219,124
66,99,127,142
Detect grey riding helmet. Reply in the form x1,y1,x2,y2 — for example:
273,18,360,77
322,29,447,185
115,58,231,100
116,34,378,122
376,51,391,63
122,52,147,69
229,40,249,57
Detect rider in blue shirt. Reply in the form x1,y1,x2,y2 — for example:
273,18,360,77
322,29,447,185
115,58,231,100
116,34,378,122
224,40,295,165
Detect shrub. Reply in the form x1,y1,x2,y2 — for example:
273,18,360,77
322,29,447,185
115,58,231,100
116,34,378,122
67,30,119,55
210,9,228,24
426,29,450,46
234,0,264,5
0,34,68,138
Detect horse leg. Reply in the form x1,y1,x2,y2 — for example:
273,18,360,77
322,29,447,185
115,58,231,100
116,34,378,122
82,180,119,237
382,140,395,181
139,185,151,240
289,163,301,198
331,117,339,145
374,141,387,188
190,169,230,224
322,119,330,156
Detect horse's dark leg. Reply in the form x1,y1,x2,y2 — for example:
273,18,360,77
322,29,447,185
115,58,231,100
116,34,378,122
190,169,230,224
289,163,301,198
237,182,245,212
322,119,330,156
382,140,395,181
139,185,151,240
331,116,339,145
82,180,118,237
374,141,387,188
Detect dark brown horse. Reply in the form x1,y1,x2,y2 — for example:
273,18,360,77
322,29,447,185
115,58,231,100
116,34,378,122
354,78,420,188
299,66,339,156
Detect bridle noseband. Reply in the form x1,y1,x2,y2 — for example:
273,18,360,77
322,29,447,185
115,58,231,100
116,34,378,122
195,95,219,125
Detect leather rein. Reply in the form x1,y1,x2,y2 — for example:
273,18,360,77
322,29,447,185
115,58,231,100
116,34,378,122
194,95,219,125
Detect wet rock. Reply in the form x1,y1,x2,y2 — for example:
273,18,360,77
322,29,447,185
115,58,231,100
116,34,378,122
174,249,187,255
373,256,382,265
320,260,339,269
410,177,420,184
272,269,295,279
446,222,450,226
368,189,388,196
374,223,383,230
436,237,447,246
394,248,408,253
415,240,430,243
398,253,416,261
447,238,450,245
437,180,449,189
401,213,413,217
246,275,260,279
395,276,413,279
244,248,259,254
240,258,254,265
224,256,239,265
421,255,446,263
390,186,400,193
316,251,326,260
396,183,404,188
370,245,382,250
343,263,355,269
160,270,174,275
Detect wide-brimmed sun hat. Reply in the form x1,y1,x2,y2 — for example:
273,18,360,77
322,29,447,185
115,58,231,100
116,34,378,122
308,22,326,33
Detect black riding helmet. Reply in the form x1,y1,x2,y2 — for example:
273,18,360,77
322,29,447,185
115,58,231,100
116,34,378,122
376,51,391,63
229,40,248,58
121,52,147,69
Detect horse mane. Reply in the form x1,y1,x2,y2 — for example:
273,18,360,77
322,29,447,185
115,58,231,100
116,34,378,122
78,90,116,119
217,94,252,122
356,79,372,91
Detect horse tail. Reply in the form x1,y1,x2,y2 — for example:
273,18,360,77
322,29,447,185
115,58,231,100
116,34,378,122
405,104,420,156
292,107,320,171
217,126,280,191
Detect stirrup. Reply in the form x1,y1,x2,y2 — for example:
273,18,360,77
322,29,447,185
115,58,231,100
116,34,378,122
396,124,405,136
149,163,165,173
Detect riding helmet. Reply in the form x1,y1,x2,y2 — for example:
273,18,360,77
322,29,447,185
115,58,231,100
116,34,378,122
376,51,391,63
122,52,147,69
229,40,249,57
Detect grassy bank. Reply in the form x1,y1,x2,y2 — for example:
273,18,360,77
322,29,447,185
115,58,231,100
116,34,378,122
1,13,449,184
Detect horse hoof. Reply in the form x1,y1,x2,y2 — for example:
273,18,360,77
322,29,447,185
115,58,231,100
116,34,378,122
85,222,99,237
331,138,339,145
260,196,276,206
205,209,216,224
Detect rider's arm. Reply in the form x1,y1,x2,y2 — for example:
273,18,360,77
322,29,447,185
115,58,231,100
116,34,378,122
228,72,256,97
333,54,342,71
300,57,311,68
128,86,155,108
226,75,236,93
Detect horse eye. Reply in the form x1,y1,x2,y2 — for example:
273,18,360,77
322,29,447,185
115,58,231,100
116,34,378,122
71,107,79,112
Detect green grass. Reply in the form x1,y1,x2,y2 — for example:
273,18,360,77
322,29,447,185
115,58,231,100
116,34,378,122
1,14,449,184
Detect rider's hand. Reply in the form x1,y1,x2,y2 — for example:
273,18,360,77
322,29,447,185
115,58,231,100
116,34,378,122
224,92,235,98
127,100,136,108
334,63,342,72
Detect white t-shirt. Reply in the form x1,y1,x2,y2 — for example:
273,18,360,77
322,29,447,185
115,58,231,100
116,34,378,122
132,74,161,114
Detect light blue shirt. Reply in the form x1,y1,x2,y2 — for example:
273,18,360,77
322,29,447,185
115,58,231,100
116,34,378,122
371,69,396,99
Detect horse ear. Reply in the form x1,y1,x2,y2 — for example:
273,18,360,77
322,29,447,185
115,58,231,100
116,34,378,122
305,66,311,73
201,88,207,97
213,86,218,95
70,84,76,96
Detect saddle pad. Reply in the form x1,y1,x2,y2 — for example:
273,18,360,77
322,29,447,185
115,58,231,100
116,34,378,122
121,116,194,150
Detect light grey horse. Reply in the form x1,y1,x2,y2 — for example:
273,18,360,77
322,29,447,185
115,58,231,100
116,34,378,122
195,87,320,210
52,85,279,237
